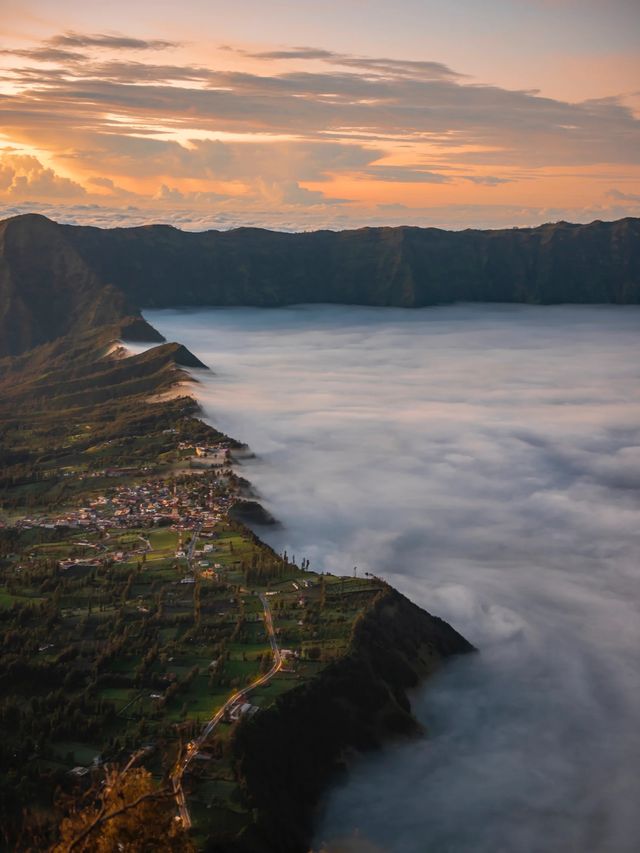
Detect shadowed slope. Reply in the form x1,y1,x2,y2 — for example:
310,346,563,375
0,214,160,356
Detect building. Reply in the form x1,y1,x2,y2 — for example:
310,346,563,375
229,702,259,722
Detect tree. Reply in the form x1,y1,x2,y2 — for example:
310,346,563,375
52,765,193,852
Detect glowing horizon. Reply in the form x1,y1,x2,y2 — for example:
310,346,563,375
1,0,639,231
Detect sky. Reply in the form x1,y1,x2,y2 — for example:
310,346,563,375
136,304,640,851
1,0,639,230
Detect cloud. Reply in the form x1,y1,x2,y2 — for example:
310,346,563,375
244,46,465,81
2,38,639,175
361,166,451,183
0,153,86,198
152,174,348,208
87,176,116,189
52,60,221,84
0,31,638,225
153,183,189,202
463,175,513,186
256,178,348,206
86,175,139,199
1,47,87,62
63,135,380,191
141,303,640,853
48,31,179,51
606,188,640,202
246,47,336,61
153,183,230,204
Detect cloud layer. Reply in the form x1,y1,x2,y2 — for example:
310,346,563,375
141,304,640,852
0,26,639,228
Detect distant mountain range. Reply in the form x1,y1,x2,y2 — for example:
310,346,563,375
1,212,639,356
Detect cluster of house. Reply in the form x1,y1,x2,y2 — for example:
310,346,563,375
226,700,259,722
178,441,229,460
102,479,234,529
12,471,235,537
8,466,243,587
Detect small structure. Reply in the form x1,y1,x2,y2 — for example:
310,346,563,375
228,702,259,722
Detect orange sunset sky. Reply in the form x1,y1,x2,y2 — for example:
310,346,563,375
1,0,639,231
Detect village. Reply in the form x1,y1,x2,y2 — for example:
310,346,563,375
0,434,386,843
8,442,233,535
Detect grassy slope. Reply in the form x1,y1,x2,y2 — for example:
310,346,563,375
0,320,474,851
0,328,222,511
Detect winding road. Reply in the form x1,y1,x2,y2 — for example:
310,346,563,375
171,591,283,829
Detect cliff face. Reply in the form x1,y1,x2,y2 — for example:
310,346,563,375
0,214,158,356
222,588,474,853
64,216,640,310
1,214,639,356
0,214,119,356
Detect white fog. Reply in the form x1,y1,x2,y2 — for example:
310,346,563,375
140,304,640,853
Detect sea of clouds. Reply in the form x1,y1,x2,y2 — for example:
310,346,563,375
144,304,640,853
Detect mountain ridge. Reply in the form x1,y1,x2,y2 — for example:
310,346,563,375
1,212,639,356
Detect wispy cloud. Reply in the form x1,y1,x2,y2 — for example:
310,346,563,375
48,31,180,51
360,166,451,183
606,187,640,202
2,42,638,167
1,46,88,62
463,175,512,186
0,30,638,224
243,46,465,80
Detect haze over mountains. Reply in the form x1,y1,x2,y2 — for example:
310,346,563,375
1,212,639,356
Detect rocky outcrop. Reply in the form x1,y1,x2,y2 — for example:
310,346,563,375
169,343,209,369
229,500,279,527
119,315,165,344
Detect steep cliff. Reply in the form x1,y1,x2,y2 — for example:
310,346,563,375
218,588,474,853
64,216,640,310
0,214,158,356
